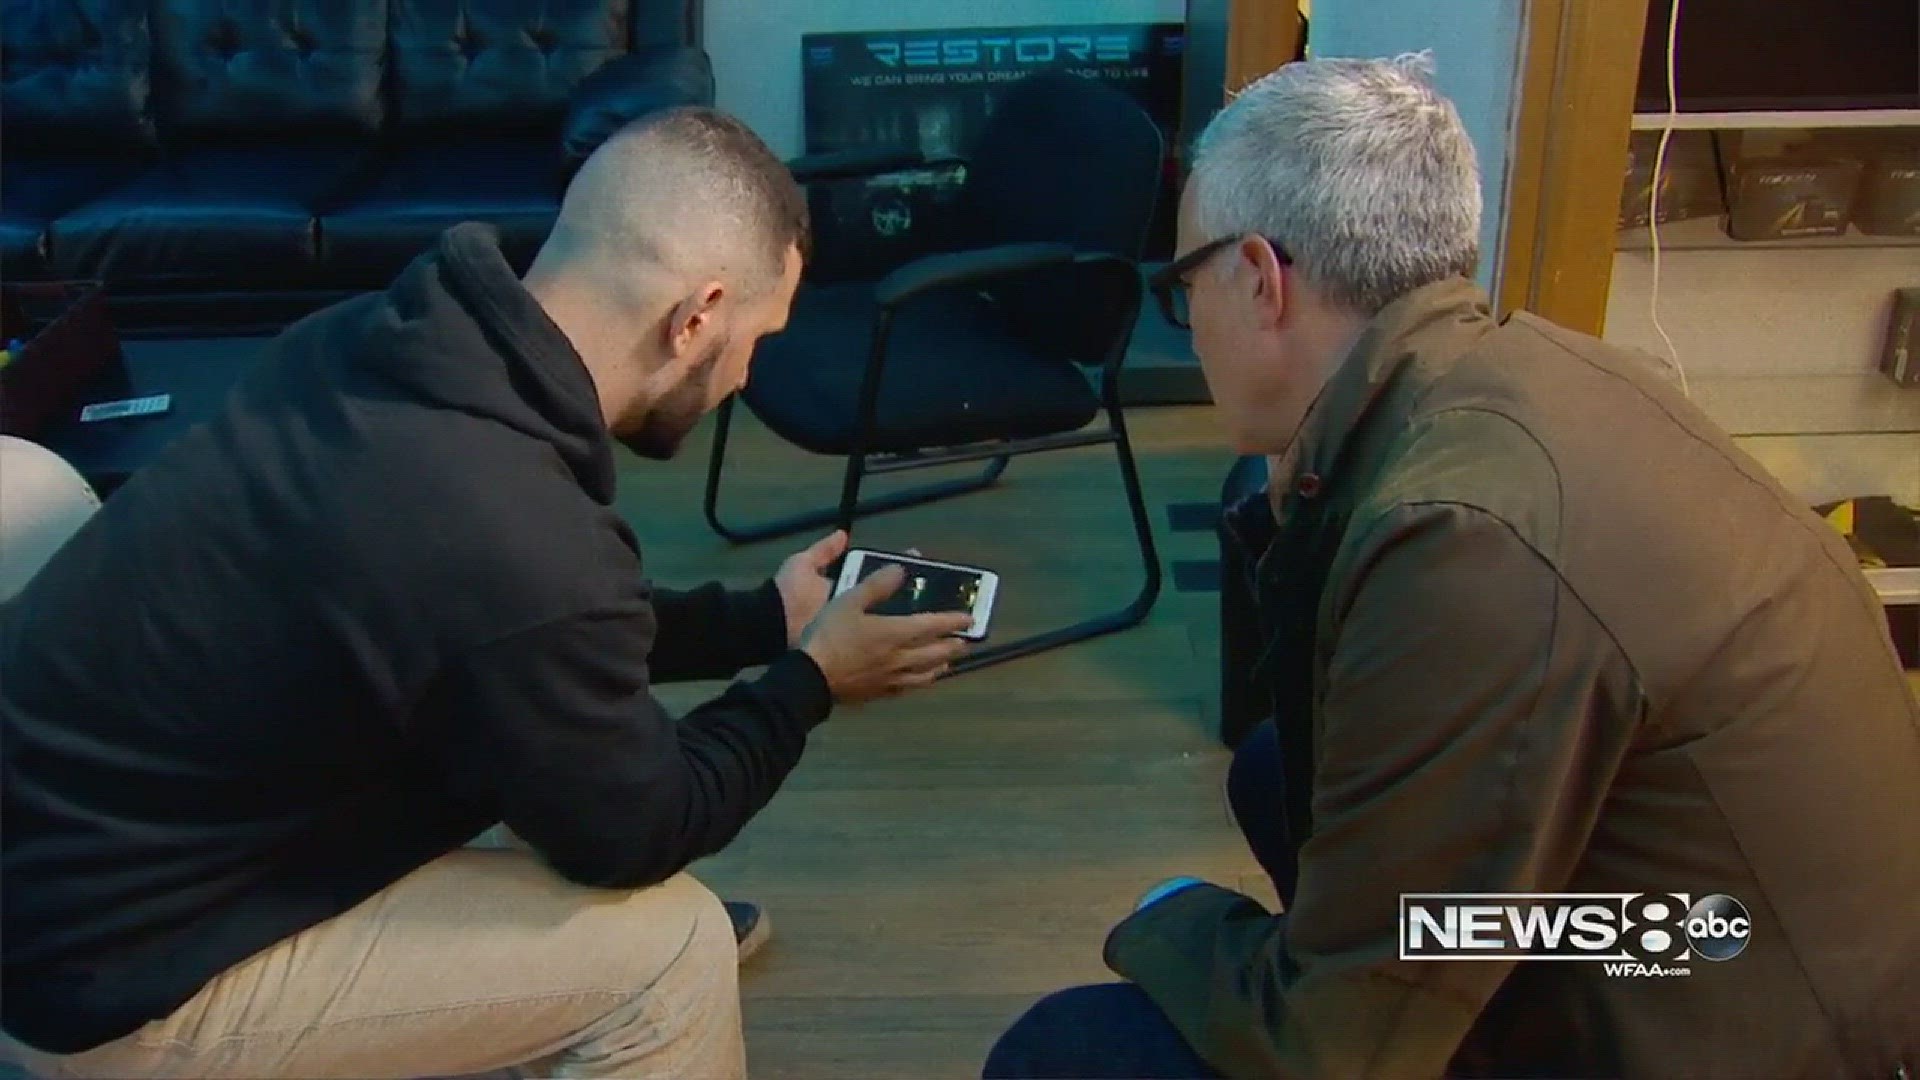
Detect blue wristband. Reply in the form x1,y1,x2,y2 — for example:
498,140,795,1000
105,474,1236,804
1136,876,1209,912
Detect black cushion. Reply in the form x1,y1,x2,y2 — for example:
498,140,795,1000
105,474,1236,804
0,0,158,159
742,283,1100,456
559,45,714,174
1,160,142,276
48,147,364,288
321,144,560,287
389,0,631,138
152,0,387,142
1,215,48,274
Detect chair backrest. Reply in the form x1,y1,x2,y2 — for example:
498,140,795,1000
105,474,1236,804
957,73,1164,365
958,72,1166,261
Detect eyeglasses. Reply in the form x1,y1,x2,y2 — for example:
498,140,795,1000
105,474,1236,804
1148,234,1291,330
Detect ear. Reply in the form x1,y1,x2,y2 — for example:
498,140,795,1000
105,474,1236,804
666,281,726,359
1238,235,1288,329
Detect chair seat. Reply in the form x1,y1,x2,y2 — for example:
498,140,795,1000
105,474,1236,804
742,283,1100,456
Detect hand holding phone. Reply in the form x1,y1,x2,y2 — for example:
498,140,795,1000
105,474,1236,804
831,549,999,641
800,565,974,705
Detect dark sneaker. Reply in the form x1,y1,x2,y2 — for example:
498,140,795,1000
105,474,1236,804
725,900,771,963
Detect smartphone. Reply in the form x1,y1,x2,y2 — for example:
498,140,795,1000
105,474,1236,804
832,548,998,641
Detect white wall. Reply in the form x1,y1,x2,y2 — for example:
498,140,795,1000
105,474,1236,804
707,0,1186,158
1306,0,1526,292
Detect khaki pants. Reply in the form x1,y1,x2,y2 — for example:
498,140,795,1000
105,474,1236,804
4,849,747,1079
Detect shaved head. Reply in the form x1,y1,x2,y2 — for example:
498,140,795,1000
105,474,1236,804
524,107,809,460
541,107,808,303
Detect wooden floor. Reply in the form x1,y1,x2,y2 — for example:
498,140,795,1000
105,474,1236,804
630,404,1264,1079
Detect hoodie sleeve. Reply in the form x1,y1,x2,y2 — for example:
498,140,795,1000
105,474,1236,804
417,608,831,888
644,580,791,682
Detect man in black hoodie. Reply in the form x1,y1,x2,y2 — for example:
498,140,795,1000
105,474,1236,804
0,108,972,1079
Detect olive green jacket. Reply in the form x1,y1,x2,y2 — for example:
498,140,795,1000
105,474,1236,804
1106,279,1920,1079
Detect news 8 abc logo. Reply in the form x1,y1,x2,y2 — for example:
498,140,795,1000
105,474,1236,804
1622,893,1752,962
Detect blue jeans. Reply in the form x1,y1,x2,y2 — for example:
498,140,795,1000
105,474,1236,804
983,720,1294,1079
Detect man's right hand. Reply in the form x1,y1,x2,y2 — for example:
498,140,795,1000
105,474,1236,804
799,564,973,705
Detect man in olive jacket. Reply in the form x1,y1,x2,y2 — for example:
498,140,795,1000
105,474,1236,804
987,56,1920,1079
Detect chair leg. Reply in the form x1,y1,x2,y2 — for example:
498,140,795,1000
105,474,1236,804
702,396,752,541
948,401,1162,675
704,397,1014,544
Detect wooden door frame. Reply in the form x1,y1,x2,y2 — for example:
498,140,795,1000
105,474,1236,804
1496,0,1652,335
1226,0,1303,93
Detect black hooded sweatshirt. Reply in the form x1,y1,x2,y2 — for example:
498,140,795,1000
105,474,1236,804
0,224,833,1054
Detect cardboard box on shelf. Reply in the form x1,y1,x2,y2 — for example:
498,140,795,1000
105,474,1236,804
1882,287,1920,388
1725,157,1864,240
1855,140,1920,237
1715,128,1869,241
1618,130,1723,229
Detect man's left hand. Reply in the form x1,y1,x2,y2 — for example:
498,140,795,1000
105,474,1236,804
774,530,850,646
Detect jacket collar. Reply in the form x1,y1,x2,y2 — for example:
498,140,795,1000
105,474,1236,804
1269,277,1495,516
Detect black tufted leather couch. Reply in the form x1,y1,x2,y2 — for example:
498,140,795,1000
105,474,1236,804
1,0,711,333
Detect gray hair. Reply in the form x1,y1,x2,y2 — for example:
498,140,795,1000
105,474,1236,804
1190,53,1481,314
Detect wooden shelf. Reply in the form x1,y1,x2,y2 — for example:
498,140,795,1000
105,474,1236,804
1688,374,1920,438
1867,566,1920,606
1606,241,1918,379
1617,216,1920,252
1631,109,1920,131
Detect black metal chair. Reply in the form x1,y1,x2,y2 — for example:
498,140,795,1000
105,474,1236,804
704,73,1166,673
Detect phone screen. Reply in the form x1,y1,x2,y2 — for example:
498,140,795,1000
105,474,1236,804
855,556,984,617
